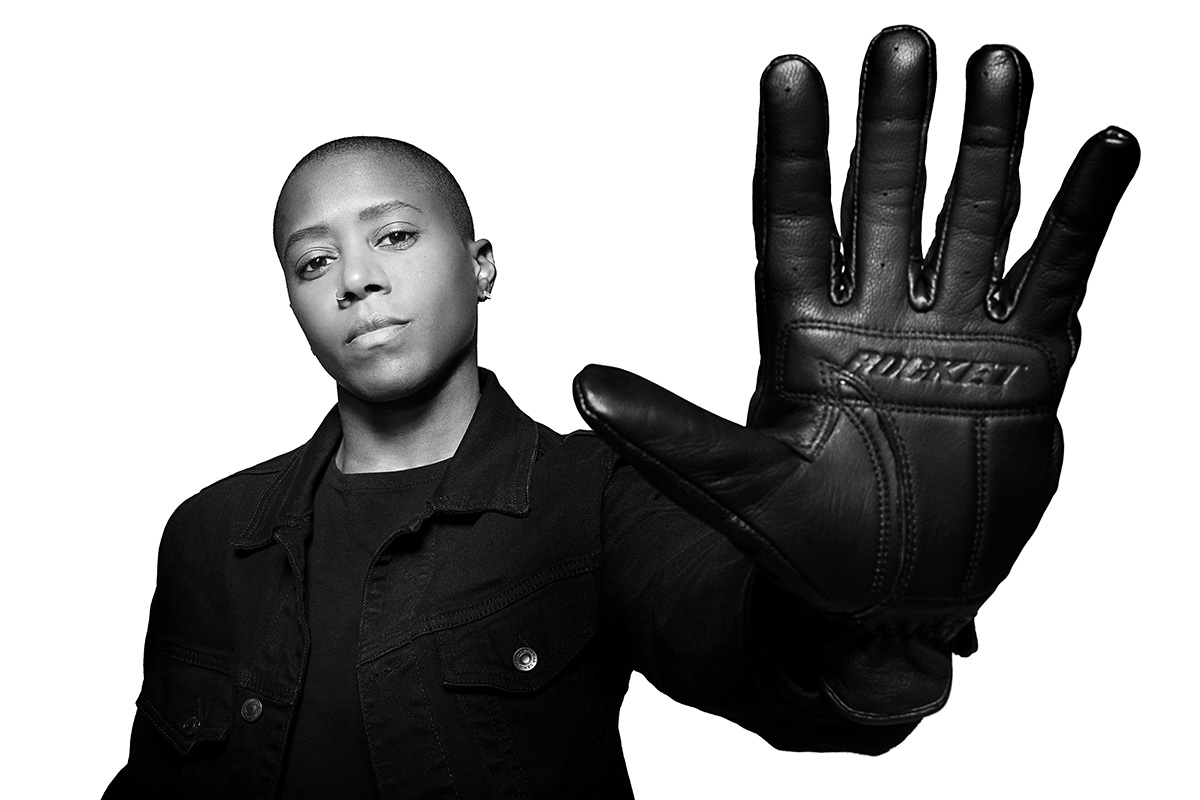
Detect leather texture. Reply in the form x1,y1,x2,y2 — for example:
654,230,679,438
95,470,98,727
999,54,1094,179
573,26,1139,724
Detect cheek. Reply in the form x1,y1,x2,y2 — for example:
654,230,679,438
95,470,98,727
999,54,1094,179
410,258,478,333
441,273,481,342
289,295,338,352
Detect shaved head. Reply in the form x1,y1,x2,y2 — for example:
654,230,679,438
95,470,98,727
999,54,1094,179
273,137,474,254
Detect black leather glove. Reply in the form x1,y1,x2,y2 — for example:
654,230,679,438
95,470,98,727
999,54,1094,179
573,26,1139,724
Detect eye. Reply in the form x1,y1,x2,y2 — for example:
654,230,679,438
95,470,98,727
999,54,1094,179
377,229,418,249
295,252,334,280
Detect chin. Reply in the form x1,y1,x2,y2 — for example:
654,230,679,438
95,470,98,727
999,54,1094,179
335,357,468,406
340,373,428,404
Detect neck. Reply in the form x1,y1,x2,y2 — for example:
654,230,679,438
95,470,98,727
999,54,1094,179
335,359,481,474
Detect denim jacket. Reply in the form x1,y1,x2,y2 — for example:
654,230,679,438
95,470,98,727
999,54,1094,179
104,370,914,799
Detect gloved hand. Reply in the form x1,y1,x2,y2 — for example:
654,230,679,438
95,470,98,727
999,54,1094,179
573,26,1139,724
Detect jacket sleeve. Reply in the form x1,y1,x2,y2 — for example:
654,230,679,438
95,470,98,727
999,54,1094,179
103,586,182,797
103,496,228,799
599,457,918,755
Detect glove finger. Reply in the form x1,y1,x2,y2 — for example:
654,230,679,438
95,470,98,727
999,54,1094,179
753,55,838,304
920,45,1032,316
751,55,838,427
996,128,1140,358
573,364,902,613
840,26,936,313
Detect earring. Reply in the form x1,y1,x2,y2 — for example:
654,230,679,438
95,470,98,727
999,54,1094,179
480,288,492,301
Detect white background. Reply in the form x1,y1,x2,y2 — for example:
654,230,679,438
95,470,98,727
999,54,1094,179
2,1,1193,797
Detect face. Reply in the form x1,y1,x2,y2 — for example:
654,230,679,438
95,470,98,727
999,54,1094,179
276,151,494,403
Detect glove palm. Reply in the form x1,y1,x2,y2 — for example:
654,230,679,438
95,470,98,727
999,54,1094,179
574,26,1138,723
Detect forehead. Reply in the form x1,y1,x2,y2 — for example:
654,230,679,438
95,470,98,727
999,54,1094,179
275,152,437,246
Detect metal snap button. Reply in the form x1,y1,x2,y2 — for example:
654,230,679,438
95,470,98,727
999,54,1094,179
240,697,263,723
182,698,203,735
513,646,537,672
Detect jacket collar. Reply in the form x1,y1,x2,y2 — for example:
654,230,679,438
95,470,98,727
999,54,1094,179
232,368,540,549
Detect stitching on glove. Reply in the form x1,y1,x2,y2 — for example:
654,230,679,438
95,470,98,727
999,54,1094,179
963,416,989,599
907,31,936,286
798,362,843,457
991,48,1028,297
830,397,891,600
821,671,949,724
885,407,917,596
828,374,892,598
1067,288,1085,362
981,55,1028,324
845,370,919,597
826,366,918,604
996,208,1055,323
925,182,952,306
829,232,851,305
777,394,1054,419
840,32,870,304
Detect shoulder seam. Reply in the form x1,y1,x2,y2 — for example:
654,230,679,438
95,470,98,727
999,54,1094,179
182,444,305,502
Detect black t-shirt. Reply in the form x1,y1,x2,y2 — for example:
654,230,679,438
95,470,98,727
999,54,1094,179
278,456,449,799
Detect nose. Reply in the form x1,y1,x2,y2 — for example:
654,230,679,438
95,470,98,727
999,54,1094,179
337,248,391,304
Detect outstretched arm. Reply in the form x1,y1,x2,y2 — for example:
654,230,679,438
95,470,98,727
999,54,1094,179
577,25,1138,725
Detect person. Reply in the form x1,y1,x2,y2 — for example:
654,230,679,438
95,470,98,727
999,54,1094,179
103,25,1138,799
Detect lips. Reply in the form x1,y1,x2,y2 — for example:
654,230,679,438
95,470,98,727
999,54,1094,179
346,314,409,345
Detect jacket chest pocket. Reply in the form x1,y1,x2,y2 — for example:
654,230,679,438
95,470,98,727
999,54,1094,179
432,570,608,795
136,647,234,796
135,646,291,799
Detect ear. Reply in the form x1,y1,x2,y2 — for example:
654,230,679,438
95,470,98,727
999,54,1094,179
470,239,496,300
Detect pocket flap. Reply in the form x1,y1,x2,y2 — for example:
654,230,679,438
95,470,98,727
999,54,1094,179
435,572,597,693
136,647,233,755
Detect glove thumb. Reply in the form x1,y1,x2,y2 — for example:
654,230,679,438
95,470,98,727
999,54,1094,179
572,363,902,615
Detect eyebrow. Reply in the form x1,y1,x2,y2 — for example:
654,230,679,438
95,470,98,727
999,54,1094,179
359,199,424,221
283,224,332,255
282,201,424,255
